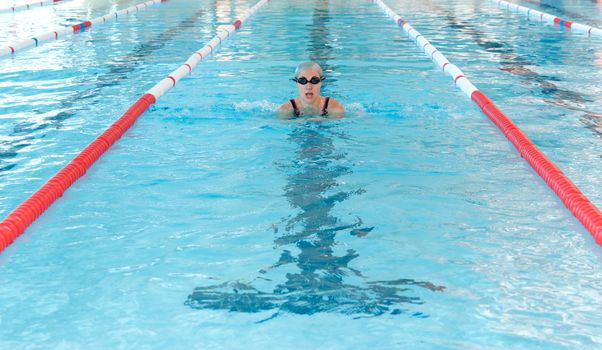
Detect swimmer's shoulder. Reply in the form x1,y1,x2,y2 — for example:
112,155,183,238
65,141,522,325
326,97,345,118
278,99,296,119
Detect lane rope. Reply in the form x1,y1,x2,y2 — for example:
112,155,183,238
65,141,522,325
0,0,69,14
0,0,167,59
0,0,270,254
488,0,602,37
374,0,602,244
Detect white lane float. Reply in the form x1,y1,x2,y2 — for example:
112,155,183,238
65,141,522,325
0,0,271,253
0,0,71,14
373,0,602,245
0,0,166,58
489,0,602,37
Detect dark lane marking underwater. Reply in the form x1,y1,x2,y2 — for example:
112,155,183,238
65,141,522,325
186,124,444,322
308,1,336,81
0,6,208,175
421,0,601,142
186,1,443,321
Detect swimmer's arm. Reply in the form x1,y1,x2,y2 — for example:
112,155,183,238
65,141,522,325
277,102,295,119
327,99,345,119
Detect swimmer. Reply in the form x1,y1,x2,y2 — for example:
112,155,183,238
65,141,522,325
278,62,345,120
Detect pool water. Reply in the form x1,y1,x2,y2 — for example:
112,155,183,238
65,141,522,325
1,0,602,348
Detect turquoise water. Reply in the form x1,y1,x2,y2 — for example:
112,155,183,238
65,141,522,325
1,0,602,348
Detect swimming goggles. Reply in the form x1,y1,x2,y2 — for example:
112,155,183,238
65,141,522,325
292,76,324,85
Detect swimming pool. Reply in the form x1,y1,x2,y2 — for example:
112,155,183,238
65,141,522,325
1,0,602,348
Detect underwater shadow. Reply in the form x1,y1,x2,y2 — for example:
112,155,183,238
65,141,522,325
186,123,444,322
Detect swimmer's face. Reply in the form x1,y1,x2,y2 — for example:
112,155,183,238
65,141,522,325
296,68,322,104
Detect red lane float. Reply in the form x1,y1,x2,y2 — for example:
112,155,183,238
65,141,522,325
0,0,69,14
0,0,166,59
0,0,270,254
374,0,602,244
0,93,155,252
489,0,602,38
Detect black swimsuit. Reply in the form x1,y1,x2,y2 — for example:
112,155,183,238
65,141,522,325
290,97,330,117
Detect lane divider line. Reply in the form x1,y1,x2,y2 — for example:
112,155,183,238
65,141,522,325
0,0,167,59
0,0,270,254
374,0,602,244
0,0,69,14
488,0,602,37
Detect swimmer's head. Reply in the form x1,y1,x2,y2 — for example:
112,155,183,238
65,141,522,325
293,62,324,105
294,62,324,79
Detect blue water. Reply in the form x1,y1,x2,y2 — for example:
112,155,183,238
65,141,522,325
1,0,602,348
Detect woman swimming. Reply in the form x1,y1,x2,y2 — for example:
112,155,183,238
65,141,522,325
278,62,345,119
